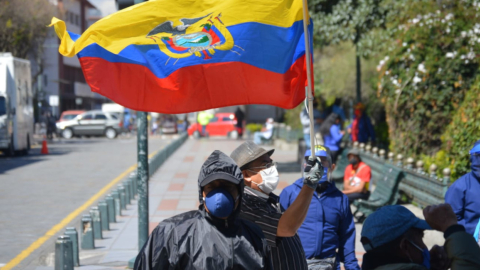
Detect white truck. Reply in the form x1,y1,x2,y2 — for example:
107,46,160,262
0,53,34,156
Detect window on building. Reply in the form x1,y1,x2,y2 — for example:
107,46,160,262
44,74,48,87
75,14,79,26
0,97,6,116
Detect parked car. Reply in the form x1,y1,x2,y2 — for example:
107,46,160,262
56,110,122,139
160,115,178,134
57,110,85,122
187,113,242,138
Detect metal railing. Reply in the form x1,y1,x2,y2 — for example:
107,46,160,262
274,123,303,143
54,133,188,269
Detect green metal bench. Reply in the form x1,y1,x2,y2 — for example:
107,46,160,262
353,163,404,222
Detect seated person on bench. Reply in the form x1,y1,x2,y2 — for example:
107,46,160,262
253,118,274,145
342,149,371,204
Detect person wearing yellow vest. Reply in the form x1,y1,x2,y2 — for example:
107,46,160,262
342,148,371,204
197,110,214,136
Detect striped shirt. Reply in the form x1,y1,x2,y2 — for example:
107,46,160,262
240,187,308,270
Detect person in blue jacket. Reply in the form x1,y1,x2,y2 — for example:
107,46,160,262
351,103,375,144
319,113,344,163
445,139,480,243
280,145,359,270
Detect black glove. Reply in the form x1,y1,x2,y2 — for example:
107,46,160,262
303,156,324,190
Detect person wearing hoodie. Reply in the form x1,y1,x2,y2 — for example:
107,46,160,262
351,103,375,144
133,150,272,270
319,113,344,163
361,204,480,270
230,141,324,270
445,139,480,243
280,145,359,270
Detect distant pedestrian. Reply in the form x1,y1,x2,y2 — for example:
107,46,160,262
234,107,245,131
319,113,344,163
183,115,189,132
197,110,214,136
46,111,56,139
351,103,375,144
342,149,371,204
253,118,274,145
123,109,132,133
280,145,359,270
134,150,272,270
445,139,480,243
331,98,346,123
361,204,480,270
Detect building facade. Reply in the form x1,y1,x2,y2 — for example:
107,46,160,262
41,0,108,117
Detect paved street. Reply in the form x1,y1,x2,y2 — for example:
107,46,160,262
0,135,173,269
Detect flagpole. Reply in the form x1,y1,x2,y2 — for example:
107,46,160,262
301,0,315,158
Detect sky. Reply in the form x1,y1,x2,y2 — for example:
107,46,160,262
88,0,117,16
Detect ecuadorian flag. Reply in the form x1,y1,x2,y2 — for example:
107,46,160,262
50,0,312,113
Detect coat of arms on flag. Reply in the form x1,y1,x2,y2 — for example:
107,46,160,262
147,13,242,63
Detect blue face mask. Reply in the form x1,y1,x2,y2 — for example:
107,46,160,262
408,240,430,269
204,188,236,218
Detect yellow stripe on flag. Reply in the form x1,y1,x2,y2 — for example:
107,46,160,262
50,0,305,57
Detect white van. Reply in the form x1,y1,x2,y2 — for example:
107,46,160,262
0,53,34,155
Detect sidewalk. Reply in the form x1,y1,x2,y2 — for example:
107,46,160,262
35,138,442,269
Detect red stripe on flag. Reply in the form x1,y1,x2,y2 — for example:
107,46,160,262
79,57,307,114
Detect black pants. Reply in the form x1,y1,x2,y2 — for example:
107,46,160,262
331,151,340,164
347,192,370,205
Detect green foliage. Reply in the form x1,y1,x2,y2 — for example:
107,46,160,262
420,150,450,178
441,76,480,180
0,0,54,58
315,43,381,101
308,0,390,57
377,0,480,157
245,123,263,133
373,121,390,149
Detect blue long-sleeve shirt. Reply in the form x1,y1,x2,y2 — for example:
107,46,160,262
356,115,375,143
445,155,480,239
279,179,359,270
323,124,343,151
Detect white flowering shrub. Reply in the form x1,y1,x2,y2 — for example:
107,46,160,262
376,0,480,156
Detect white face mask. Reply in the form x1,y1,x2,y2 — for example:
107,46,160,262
251,166,279,194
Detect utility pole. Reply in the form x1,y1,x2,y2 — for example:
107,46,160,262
114,1,148,268
136,110,148,250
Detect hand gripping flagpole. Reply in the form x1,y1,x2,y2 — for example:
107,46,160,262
301,0,315,159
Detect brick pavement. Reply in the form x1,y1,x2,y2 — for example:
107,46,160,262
33,137,443,270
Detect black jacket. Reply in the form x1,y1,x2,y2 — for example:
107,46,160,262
134,150,272,270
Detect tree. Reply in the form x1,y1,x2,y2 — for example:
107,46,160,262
0,0,55,120
308,0,390,101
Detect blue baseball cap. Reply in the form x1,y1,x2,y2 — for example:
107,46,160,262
305,145,329,157
469,140,480,154
361,205,431,251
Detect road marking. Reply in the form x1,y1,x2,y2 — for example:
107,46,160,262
1,147,163,270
